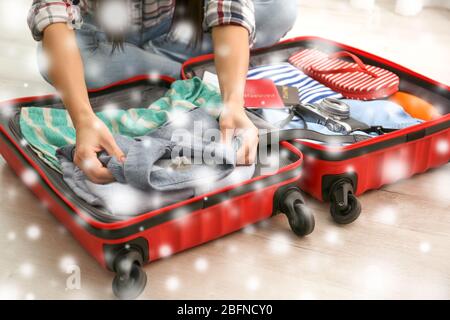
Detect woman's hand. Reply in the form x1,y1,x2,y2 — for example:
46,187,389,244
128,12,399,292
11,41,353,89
220,102,259,165
42,25,124,183
74,114,125,184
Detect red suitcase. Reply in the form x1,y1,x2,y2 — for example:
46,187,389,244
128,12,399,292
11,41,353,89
0,75,314,299
181,36,450,224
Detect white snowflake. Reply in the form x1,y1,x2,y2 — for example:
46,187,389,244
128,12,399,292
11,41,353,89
251,181,265,191
267,52,288,65
383,158,409,182
419,241,431,253
246,276,260,291
257,220,270,229
97,0,130,34
0,283,20,300
20,139,28,147
81,159,95,171
159,244,173,258
37,51,50,75
26,225,41,240
57,226,68,235
227,244,238,254
40,200,49,210
242,224,256,235
268,233,291,255
362,264,393,292
148,70,161,81
194,258,209,272
6,184,19,198
19,263,35,278
0,104,14,119
7,231,16,241
21,169,39,187
85,62,102,80
324,229,340,245
216,44,231,58
169,110,189,127
102,103,120,117
346,165,356,173
131,90,142,102
24,292,35,300
436,139,449,155
59,255,77,272
142,139,152,149
166,276,180,291
171,21,195,44
375,206,397,225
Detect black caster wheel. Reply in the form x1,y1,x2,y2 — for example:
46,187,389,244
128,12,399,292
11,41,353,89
330,181,361,224
281,189,315,236
112,250,147,300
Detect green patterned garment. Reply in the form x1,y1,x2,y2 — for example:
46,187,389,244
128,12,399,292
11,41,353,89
20,77,223,172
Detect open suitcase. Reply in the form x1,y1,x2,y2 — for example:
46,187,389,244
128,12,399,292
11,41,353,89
0,75,315,299
181,36,450,224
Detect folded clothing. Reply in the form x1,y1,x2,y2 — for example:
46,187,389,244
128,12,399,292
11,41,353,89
343,99,423,130
56,108,256,216
247,63,343,104
250,98,422,144
94,108,237,191
59,156,195,217
81,164,255,217
19,77,223,171
251,108,373,143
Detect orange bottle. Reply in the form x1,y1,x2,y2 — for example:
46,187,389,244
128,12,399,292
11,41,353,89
389,92,441,121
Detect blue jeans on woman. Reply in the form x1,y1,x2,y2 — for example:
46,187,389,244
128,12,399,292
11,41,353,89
38,0,298,89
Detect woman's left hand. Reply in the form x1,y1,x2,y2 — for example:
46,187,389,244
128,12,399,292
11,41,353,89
219,103,259,165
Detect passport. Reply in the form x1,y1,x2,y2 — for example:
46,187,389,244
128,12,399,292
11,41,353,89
202,71,299,108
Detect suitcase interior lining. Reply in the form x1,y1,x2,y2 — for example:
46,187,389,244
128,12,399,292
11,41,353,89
1,79,297,223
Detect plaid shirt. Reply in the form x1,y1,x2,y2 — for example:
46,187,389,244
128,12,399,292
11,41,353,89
27,0,256,44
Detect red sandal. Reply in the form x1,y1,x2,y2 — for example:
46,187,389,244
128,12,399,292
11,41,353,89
289,49,399,100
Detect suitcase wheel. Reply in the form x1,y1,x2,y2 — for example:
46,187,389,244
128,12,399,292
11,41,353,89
329,181,361,224
280,188,315,236
112,250,147,300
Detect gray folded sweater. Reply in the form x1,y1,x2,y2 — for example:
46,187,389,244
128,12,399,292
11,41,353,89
57,108,255,217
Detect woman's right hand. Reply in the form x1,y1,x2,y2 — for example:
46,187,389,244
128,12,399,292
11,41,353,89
74,115,125,184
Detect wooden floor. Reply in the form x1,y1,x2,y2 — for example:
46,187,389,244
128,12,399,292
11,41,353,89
0,0,449,299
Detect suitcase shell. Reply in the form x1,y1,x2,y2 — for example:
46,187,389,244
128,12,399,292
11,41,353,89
0,75,313,299
181,36,450,224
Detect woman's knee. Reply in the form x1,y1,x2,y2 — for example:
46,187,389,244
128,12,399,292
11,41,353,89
253,0,298,48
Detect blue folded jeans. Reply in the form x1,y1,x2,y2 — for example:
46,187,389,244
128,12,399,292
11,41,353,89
343,99,423,130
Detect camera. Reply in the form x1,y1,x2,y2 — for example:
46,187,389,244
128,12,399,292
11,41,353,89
293,98,370,134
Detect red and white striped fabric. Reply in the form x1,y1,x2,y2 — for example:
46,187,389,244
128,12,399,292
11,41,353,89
288,49,399,100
